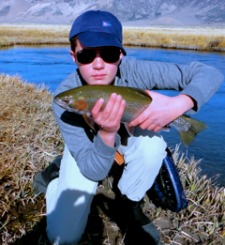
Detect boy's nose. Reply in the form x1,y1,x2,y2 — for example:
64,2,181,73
92,55,105,69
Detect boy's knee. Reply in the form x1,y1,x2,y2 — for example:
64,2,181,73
138,136,167,159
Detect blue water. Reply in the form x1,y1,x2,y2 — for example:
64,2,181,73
0,45,225,186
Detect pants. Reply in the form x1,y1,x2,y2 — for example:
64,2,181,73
46,135,167,244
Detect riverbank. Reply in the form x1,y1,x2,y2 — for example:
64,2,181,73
0,75,224,244
0,24,225,51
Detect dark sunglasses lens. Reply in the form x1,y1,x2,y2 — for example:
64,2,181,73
76,47,121,64
101,47,120,63
76,49,96,64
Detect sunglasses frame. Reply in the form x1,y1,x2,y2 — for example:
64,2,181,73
75,47,121,64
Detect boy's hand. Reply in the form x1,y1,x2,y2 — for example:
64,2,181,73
129,90,194,132
91,93,126,147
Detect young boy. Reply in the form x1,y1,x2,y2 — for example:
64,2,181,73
36,10,223,245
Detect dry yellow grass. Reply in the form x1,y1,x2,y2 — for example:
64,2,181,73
0,24,225,51
123,27,225,51
0,24,69,47
0,75,63,244
0,75,224,244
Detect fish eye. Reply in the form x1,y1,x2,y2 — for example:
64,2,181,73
61,96,68,102
62,96,72,103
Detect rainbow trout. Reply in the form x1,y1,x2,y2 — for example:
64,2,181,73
54,85,207,145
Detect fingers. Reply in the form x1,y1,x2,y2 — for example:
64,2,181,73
91,93,126,132
128,90,172,132
106,93,126,122
128,101,164,132
129,108,150,128
129,115,156,132
129,114,163,132
91,98,105,116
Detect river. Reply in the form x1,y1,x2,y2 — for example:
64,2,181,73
0,45,224,186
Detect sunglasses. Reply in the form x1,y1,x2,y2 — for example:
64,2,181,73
76,47,121,64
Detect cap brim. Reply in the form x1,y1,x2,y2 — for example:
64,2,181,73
78,32,126,55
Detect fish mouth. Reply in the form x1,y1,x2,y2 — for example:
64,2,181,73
54,97,76,113
54,97,65,107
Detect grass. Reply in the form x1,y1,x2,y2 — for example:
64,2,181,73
0,24,225,51
0,75,63,244
0,75,224,244
123,27,225,51
0,24,69,47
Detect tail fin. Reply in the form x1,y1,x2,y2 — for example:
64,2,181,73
179,116,207,145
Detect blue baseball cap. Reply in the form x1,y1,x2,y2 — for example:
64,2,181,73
69,10,126,55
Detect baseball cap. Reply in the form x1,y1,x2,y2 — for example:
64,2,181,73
69,10,126,55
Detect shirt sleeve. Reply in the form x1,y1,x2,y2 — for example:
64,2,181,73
119,58,224,113
53,100,120,182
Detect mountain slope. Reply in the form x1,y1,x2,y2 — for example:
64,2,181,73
0,0,225,26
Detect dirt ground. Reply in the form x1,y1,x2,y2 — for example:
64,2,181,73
11,164,225,245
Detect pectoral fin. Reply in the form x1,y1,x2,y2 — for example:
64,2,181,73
123,122,134,136
83,114,96,132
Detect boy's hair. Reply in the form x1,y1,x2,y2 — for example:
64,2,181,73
70,37,77,52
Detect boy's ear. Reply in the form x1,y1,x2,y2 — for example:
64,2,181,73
118,52,123,65
119,51,123,62
70,50,76,63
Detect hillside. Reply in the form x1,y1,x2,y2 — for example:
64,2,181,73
0,0,225,27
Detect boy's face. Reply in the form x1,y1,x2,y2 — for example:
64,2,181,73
70,39,123,85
